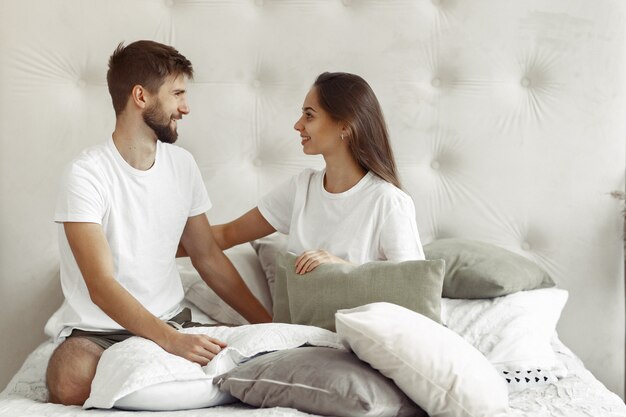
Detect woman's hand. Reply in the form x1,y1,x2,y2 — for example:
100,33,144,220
294,250,349,275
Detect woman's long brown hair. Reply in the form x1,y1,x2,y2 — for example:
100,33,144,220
313,72,402,189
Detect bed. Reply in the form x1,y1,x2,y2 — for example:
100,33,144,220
0,0,625,416
2,243,626,416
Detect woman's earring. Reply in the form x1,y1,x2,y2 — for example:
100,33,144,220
340,133,344,141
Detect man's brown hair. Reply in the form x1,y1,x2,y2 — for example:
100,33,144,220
106,40,193,116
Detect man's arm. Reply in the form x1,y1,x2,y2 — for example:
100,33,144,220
180,213,272,323
64,222,225,365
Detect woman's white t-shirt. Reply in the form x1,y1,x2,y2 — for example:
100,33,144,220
258,168,424,264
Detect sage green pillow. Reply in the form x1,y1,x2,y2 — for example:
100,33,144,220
274,252,445,331
424,238,555,299
272,251,292,323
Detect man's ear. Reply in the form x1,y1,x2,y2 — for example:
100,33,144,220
130,85,147,109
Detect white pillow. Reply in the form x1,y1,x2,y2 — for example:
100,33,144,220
180,244,273,325
441,288,568,372
114,379,233,411
250,232,288,299
335,302,509,417
85,323,343,411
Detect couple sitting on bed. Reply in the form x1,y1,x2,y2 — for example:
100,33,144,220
45,39,425,406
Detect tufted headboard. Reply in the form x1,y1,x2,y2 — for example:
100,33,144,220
1,0,624,398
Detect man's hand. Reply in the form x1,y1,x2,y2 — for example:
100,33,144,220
295,250,350,275
162,332,227,366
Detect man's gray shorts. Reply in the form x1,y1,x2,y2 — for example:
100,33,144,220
67,308,216,350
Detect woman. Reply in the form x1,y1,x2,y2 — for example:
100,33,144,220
213,72,424,274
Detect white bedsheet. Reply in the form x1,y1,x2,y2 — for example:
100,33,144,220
508,338,626,417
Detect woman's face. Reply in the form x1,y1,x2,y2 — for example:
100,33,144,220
294,87,343,156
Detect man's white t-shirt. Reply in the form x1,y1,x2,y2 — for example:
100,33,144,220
258,168,424,264
45,137,211,338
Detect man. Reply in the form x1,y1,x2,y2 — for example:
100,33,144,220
45,40,271,406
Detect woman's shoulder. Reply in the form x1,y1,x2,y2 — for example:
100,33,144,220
367,172,411,200
294,167,324,184
269,168,324,196
367,174,413,204
298,167,323,177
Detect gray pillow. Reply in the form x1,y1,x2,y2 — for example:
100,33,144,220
214,347,426,417
424,238,555,299
273,252,445,331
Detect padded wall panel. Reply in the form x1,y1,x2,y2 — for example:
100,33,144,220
1,0,624,398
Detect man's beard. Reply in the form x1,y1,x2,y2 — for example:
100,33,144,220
143,102,178,144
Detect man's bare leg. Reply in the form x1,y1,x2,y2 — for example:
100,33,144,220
46,337,104,405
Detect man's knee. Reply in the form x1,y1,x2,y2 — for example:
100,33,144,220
46,337,104,406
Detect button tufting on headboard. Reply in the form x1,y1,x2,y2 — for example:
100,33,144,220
0,0,623,400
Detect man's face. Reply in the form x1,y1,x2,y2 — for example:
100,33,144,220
143,75,190,144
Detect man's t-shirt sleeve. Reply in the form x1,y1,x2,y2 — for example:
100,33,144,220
188,157,212,217
54,162,106,224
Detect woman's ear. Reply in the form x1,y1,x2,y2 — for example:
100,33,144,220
340,125,350,141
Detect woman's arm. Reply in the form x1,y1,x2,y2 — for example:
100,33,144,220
177,207,276,257
216,207,276,249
